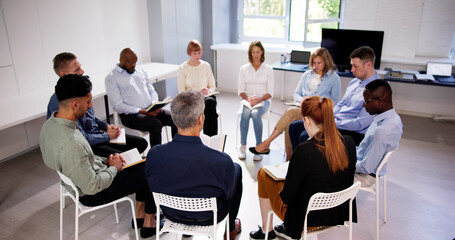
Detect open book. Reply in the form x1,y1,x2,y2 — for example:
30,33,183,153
109,128,126,144
262,161,289,181
146,96,172,112
241,99,264,110
204,91,220,98
200,134,227,152
120,148,145,169
284,101,300,107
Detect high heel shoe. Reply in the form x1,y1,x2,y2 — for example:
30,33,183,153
249,147,270,155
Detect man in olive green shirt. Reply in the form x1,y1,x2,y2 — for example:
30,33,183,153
40,74,159,238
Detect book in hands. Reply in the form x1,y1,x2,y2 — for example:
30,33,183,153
120,148,145,169
204,91,220,97
200,134,227,152
241,99,264,110
146,96,172,112
109,128,126,144
262,161,289,181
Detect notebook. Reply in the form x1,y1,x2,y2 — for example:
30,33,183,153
427,62,454,83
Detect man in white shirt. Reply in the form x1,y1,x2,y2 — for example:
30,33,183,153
105,48,177,148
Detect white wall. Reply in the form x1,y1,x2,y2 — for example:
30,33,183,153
0,0,150,162
343,0,455,58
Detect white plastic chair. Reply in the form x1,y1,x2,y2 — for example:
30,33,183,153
235,101,272,148
152,192,229,240
217,109,223,134
359,150,395,240
265,181,361,240
113,111,171,152
57,171,139,240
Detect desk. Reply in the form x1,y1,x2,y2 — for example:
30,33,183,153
0,62,179,131
271,61,455,102
271,61,309,101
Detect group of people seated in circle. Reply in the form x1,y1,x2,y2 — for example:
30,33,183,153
39,38,403,240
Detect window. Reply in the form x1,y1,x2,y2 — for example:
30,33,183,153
239,0,344,47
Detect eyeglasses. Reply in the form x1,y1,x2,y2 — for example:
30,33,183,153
364,97,379,104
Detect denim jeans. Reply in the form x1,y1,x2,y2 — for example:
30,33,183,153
240,100,270,145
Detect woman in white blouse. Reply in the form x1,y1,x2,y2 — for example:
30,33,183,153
178,40,218,136
238,40,274,161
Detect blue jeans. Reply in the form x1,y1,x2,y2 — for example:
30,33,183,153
240,101,270,145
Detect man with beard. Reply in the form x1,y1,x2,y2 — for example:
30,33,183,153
105,48,177,148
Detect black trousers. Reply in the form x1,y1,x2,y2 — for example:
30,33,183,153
91,134,148,158
80,162,156,214
164,163,243,232
203,96,218,137
120,110,177,148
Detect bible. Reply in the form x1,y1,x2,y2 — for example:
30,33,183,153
262,161,289,181
200,134,227,152
146,96,172,112
241,99,264,110
109,128,126,144
120,148,145,169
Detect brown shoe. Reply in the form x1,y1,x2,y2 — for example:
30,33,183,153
225,218,241,240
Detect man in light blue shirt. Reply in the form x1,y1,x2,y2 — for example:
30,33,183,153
289,46,379,148
355,79,403,186
46,52,147,157
105,48,177,148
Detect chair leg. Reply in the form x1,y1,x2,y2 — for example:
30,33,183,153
75,206,79,240
376,179,380,240
225,213,230,240
218,110,223,134
114,203,119,224
383,175,387,223
60,187,64,240
264,210,274,240
128,198,140,240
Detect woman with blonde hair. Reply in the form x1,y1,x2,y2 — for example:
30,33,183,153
178,40,218,136
250,96,357,240
238,40,274,161
250,47,341,161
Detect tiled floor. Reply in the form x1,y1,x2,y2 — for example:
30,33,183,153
1,92,455,240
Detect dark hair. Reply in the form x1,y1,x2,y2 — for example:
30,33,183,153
301,96,348,173
248,40,265,63
349,46,375,65
55,74,92,102
187,40,203,55
53,52,77,76
365,79,392,95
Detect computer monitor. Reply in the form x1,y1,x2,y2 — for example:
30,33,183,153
321,29,384,71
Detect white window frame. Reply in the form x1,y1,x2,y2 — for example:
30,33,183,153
238,0,345,47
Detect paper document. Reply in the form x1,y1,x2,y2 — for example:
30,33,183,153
262,161,289,181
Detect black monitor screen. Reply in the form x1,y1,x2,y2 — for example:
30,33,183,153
321,28,384,71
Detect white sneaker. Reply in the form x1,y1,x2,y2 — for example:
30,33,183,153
253,154,263,161
238,145,246,160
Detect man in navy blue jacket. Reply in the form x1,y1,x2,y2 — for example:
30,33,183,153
145,90,242,239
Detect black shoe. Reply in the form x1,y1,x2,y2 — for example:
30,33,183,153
131,218,144,229
274,223,294,240
140,227,156,238
183,234,192,238
140,220,165,238
249,147,270,155
249,226,276,240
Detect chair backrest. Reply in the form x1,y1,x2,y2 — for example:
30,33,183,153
306,181,361,213
375,150,395,176
152,192,217,212
56,171,81,205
